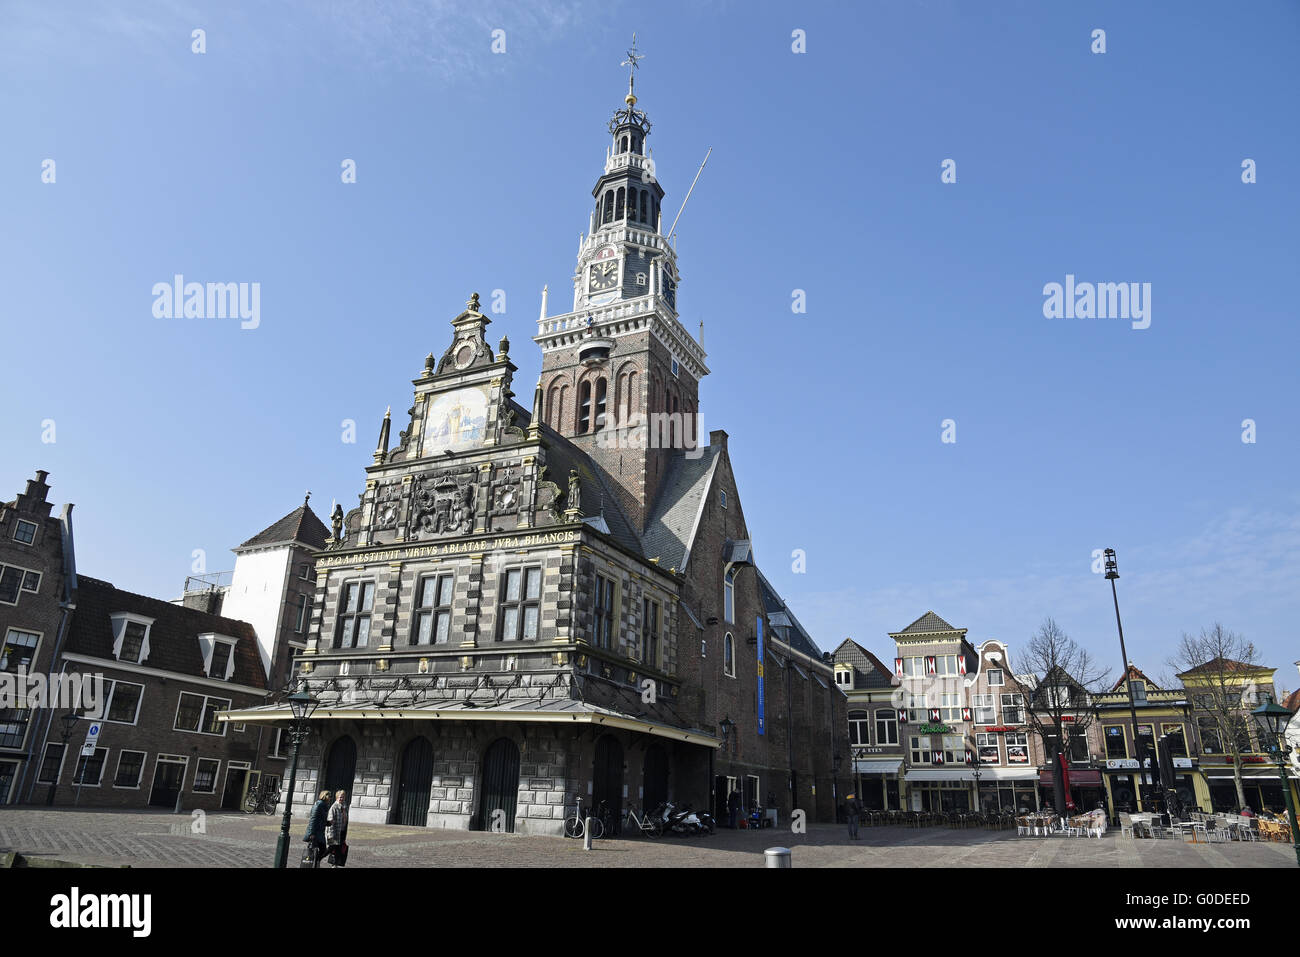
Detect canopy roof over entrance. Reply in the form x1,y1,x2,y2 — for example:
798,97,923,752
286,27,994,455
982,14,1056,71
219,694,721,748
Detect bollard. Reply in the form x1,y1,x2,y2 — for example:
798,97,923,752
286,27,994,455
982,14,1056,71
583,817,593,851
764,846,792,868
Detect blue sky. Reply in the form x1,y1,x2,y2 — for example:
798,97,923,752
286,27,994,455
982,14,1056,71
2,1,1297,688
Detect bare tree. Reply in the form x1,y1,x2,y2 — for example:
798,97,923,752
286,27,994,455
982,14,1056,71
1170,624,1267,812
1017,618,1111,814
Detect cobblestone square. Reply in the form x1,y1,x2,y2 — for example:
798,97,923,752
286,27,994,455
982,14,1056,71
1,808,1295,868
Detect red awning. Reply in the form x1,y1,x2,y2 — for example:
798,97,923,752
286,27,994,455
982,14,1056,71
1039,769,1102,786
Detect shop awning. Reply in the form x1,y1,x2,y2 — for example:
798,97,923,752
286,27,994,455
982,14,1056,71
1039,768,1102,787
1204,768,1286,780
979,768,1040,781
853,759,903,775
906,769,975,782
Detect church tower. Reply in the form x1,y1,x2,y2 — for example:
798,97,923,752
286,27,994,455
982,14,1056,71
532,38,709,533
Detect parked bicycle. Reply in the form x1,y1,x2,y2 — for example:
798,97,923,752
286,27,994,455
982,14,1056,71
623,804,663,838
563,796,604,840
242,781,280,815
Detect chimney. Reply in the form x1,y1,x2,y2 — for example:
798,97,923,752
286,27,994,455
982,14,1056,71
709,429,728,452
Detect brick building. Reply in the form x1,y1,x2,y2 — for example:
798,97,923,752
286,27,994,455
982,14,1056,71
0,471,76,804
833,638,905,810
20,576,272,810
225,61,845,834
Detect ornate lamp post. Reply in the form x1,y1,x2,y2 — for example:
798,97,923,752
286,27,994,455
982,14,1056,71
273,689,320,869
1250,700,1300,867
1104,548,1150,812
46,711,81,806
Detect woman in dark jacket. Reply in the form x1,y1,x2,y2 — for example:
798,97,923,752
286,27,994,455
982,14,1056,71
303,789,331,867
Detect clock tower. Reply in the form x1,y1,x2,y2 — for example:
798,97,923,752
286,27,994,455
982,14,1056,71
533,39,709,534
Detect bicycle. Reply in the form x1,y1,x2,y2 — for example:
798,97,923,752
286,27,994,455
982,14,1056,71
242,782,281,815
563,796,604,840
623,804,662,838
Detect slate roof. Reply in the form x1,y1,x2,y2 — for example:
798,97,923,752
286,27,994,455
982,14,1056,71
893,610,961,635
831,638,895,690
641,446,722,571
236,501,330,551
1284,689,1300,713
67,576,267,689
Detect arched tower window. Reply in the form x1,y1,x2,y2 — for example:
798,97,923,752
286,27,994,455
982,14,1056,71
578,381,592,433
615,188,625,221
602,191,614,225
639,190,648,224
594,378,607,430
620,135,628,153
724,568,735,624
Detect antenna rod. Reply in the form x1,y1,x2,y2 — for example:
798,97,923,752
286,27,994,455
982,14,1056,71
667,147,711,240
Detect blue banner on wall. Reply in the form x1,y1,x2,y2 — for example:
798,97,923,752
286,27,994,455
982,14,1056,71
756,615,765,735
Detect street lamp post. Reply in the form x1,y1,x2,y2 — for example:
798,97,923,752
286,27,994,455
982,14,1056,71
46,712,81,806
1250,700,1300,868
1104,548,1151,813
273,690,320,869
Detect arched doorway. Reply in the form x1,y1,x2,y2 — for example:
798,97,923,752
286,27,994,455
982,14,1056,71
322,735,357,797
642,742,668,813
478,737,520,832
394,736,434,826
593,735,624,834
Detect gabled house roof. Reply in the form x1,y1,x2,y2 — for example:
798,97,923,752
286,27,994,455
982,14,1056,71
831,638,895,690
892,610,961,636
1111,663,1159,692
68,576,266,689
236,500,330,552
755,568,822,662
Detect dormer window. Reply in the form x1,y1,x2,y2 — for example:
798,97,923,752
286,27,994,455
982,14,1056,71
210,642,232,679
198,633,238,679
1131,680,1147,703
111,614,154,664
13,520,37,544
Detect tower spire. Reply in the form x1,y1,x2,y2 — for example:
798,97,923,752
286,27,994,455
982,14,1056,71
621,32,643,106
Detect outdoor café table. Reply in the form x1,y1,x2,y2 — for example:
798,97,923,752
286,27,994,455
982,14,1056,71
1173,821,1203,842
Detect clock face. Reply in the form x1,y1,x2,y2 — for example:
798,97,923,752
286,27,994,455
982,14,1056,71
424,386,489,454
588,258,619,293
454,343,475,369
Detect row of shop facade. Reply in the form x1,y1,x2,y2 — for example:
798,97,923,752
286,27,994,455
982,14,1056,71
833,614,1300,822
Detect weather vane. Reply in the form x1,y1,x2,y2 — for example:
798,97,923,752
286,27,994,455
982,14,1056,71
621,32,643,77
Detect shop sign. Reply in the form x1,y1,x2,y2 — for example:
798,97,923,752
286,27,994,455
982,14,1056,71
919,724,953,734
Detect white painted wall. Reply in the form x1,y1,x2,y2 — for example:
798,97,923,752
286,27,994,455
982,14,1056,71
223,547,291,679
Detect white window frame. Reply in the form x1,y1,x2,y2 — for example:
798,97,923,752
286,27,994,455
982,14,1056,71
1,628,41,676
73,746,108,787
848,711,870,747
973,693,995,725
719,490,727,509
905,692,928,723
0,564,41,606
875,709,899,746
939,692,962,722
671,357,680,377
12,519,37,545
976,732,1000,765
909,735,932,765
198,633,238,681
943,735,965,764
1000,693,1024,725
103,679,144,725
192,757,221,794
113,749,148,789
987,669,1005,687
110,613,154,664
149,754,190,799
173,692,232,737
1005,732,1029,764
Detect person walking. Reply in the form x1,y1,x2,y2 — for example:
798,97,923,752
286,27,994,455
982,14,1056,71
326,789,350,867
303,789,331,868
846,793,862,840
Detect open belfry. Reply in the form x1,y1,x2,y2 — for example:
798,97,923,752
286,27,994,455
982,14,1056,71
227,41,844,834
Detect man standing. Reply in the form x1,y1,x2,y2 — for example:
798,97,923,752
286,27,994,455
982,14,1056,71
846,793,862,840
727,787,741,829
